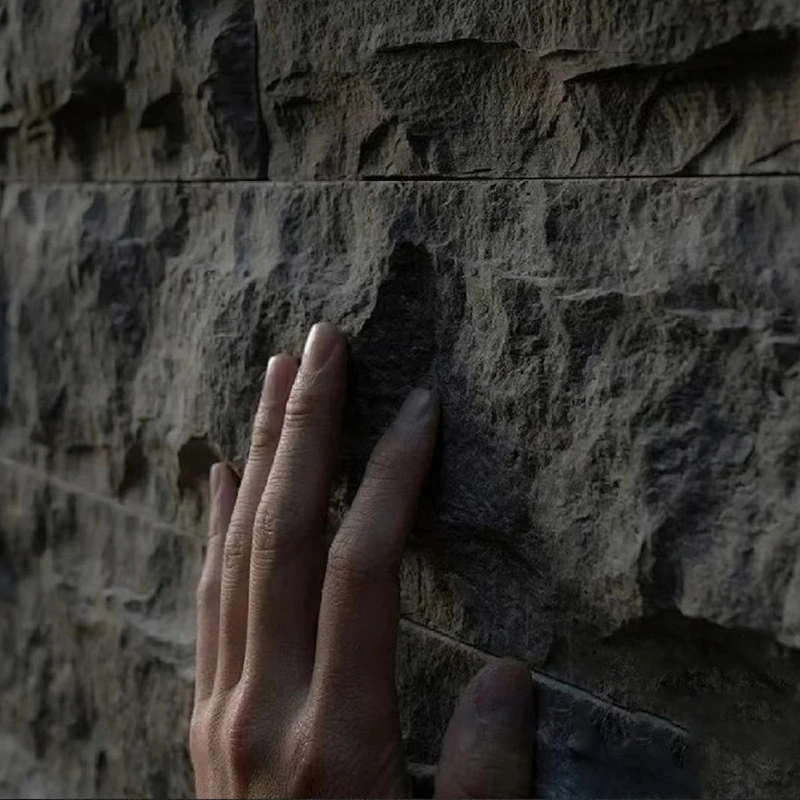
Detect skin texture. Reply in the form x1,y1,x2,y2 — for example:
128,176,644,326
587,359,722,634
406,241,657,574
190,322,536,798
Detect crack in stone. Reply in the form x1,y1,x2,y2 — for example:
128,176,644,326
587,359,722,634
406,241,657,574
399,617,689,735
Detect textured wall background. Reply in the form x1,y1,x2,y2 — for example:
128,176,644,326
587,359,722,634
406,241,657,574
1,1,799,798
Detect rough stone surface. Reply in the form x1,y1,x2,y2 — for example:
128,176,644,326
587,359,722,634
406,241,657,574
260,0,800,178
3,0,799,180
397,621,697,800
1,178,799,797
2,0,800,797
0,461,197,798
0,0,267,179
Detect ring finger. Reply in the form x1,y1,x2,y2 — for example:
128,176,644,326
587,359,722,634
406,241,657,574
215,353,298,690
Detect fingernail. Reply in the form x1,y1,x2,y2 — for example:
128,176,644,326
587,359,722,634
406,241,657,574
473,662,534,731
397,388,435,428
264,355,295,403
209,462,223,499
302,322,340,370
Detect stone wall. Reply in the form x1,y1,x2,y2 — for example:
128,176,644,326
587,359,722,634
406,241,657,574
0,2,798,797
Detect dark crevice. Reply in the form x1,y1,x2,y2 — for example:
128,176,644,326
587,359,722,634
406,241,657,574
673,116,738,175
200,0,269,177
177,436,219,492
263,69,311,93
179,0,215,36
375,37,522,57
357,117,397,174
118,439,148,496
48,0,125,173
95,750,108,793
747,137,800,169
51,84,125,172
565,28,798,84
0,531,17,602
250,0,270,178
139,79,188,161
0,266,8,421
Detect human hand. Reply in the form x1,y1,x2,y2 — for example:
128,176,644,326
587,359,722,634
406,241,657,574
190,322,535,798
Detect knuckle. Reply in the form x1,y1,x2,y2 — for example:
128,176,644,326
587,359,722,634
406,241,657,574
203,694,225,738
190,696,224,757
196,573,221,609
221,529,250,574
222,690,259,775
282,380,329,431
189,710,208,756
364,439,415,492
205,530,225,556
284,722,329,794
367,443,401,477
326,534,393,592
251,501,308,565
249,413,281,457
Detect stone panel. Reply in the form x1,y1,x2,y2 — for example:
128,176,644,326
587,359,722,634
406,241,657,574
0,460,695,798
1,178,799,795
0,0,266,179
259,0,800,178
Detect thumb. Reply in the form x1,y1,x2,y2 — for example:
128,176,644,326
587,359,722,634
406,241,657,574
434,659,535,799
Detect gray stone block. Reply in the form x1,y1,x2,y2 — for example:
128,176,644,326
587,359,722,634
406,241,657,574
3,0,798,180
260,0,800,178
1,178,799,795
398,621,698,799
0,0,266,179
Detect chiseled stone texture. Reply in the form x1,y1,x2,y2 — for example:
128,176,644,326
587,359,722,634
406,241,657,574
3,0,800,181
0,463,197,798
1,178,799,797
0,0,267,179
260,0,800,178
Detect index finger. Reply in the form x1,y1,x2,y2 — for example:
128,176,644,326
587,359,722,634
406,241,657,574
243,322,347,695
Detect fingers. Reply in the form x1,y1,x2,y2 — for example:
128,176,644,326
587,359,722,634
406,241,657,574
195,463,238,702
245,322,347,692
216,354,298,689
311,388,439,722
434,660,535,799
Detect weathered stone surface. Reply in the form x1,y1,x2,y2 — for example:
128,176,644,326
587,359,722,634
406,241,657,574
397,621,697,799
1,178,799,796
0,454,695,798
0,460,197,797
260,0,800,178
0,731,62,798
4,0,799,181
0,0,266,178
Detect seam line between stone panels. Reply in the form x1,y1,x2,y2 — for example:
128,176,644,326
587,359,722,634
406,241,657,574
1,174,799,189
1,456,689,734
399,618,689,735
0,456,194,540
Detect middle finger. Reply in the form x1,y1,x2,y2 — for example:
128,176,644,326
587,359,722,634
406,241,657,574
244,322,347,695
